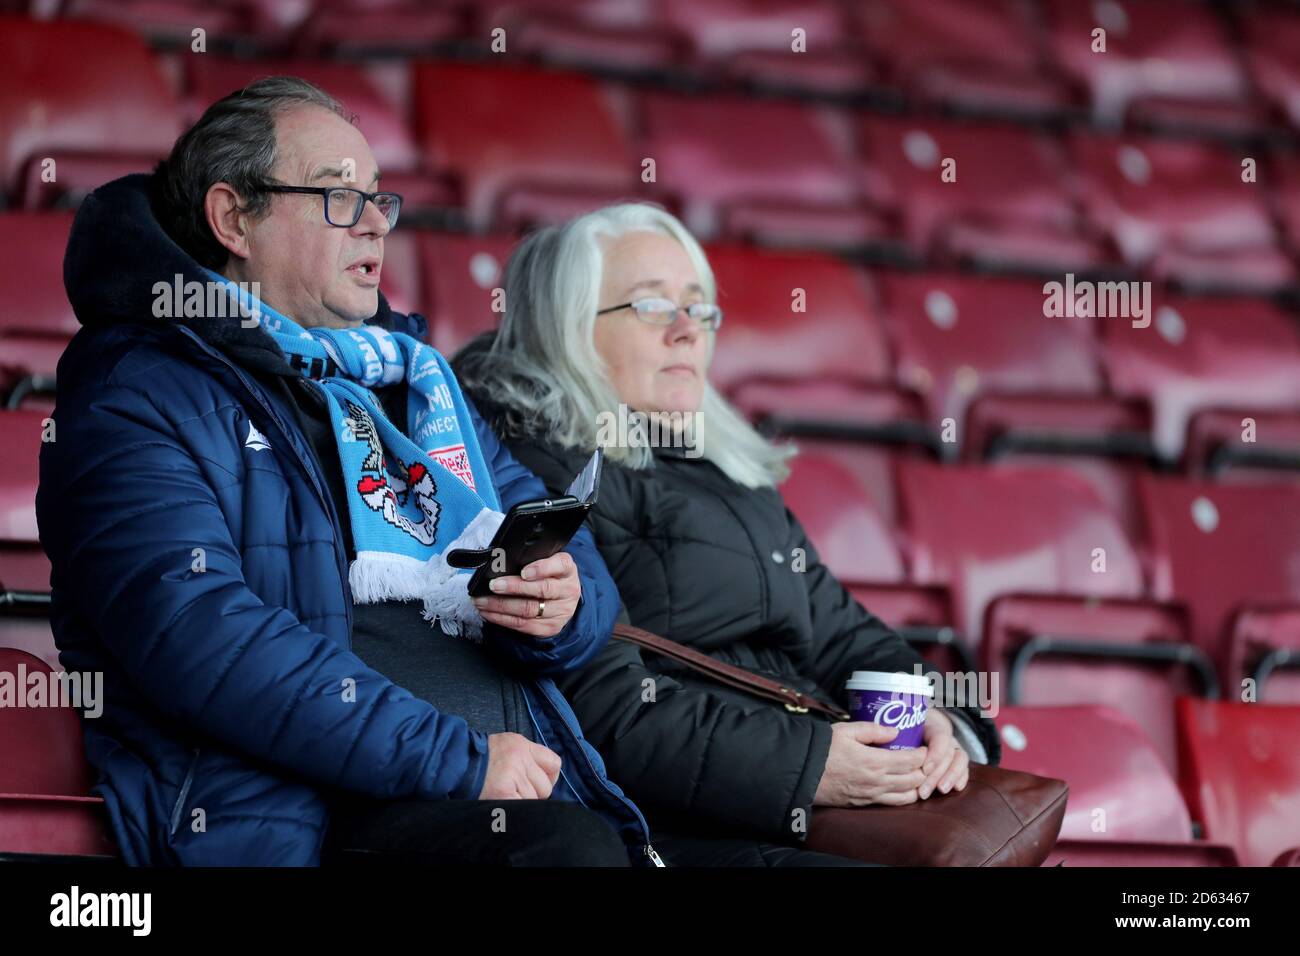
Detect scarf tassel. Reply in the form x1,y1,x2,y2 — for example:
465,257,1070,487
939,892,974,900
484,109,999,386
348,507,505,638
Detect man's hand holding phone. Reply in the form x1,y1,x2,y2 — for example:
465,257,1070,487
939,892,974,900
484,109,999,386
471,551,581,638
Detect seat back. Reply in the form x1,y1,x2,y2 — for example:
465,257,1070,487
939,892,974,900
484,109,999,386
413,63,633,229
1176,697,1300,867
706,245,889,395
996,704,1193,843
0,17,180,203
780,451,903,583
1101,293,1300,460
897,459,1144,645
1140,475,1300,669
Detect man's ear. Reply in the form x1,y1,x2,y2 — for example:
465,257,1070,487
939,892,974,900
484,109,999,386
204,182,253,262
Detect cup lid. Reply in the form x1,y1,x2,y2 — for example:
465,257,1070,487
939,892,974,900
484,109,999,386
845,670,934,695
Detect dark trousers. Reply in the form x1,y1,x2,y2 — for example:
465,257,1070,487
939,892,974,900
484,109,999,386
322,797,631,867
650,830,878,867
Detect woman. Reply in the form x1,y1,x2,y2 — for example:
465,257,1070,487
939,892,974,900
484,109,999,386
454,203,1001,866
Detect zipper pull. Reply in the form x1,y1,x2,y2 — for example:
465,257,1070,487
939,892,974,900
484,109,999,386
644,844,666,867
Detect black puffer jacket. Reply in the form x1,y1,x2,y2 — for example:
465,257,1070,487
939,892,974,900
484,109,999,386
455,340,1000,842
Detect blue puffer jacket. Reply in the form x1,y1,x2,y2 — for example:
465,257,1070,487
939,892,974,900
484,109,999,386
36,174,657,866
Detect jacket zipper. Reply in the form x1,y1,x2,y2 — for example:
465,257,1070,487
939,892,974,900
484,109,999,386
168,747,201,838
171,326,355,642
523,685,657,862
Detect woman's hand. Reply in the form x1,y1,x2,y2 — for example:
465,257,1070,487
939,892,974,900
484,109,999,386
918,708,970,799
813,722,929,807
471,552,582,638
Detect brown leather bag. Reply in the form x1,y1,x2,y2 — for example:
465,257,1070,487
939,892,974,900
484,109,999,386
612,623,1069,867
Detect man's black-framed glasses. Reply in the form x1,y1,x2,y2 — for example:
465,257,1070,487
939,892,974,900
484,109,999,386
596,297,724,331
258,184,403,229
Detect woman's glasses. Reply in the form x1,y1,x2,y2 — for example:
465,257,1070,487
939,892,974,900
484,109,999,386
596,297,724,331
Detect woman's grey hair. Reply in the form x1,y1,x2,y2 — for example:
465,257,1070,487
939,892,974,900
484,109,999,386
152,75,354,270
457,202,795,488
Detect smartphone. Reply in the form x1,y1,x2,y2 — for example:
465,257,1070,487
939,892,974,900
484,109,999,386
456,497,592,597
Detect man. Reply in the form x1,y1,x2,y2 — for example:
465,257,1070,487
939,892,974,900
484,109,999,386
36,76,657,866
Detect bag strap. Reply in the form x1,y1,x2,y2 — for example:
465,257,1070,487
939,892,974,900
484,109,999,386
612,623,852,721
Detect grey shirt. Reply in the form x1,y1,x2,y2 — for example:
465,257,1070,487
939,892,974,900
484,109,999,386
350,599,535,740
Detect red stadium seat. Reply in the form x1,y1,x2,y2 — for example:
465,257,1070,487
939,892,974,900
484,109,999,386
966,396,1152,464
662,0,871,95
296,0,463,57
859,116,1099,270
996,705,1194,844
853,0,1069,114
367,228,420,319
781,448,969,670
467,0,681,75
781,451,903,584
965,402,1156,550
1042,0,1258,131
705,248,932,452
1100,293,1300,460
729,381,930,454
0,648,117,858
0,17,182,207
1176,698,1300,867
418,231,516,354
63,0,311,50
984,593,1202,774
978,455,1152,575
0,546,49,594
1071,133,1291,289
1242,4,1300,131
0,540,54,672
845,581,960,669
0,602,58,673
1141,475,1300,692
62,0,257,45
899,460,1211,770
786,440,908,531
413,63,636,231
0,211,76,404
640,93,884,248
0,410,43,544
1272,151,1300,254
706,245,890,393
1227,608,1300,706
1183,407,1300,480
874,271,1107,446
1048,840,1238,867
1273,847,1300,867
897,460,1147,642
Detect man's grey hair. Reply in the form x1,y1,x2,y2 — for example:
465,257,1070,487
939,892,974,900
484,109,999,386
455,202,796,489
152,75,354,269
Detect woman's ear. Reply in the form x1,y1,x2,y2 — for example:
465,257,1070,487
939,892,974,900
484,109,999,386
204,182,252,262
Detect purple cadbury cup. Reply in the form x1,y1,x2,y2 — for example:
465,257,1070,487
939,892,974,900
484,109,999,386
844,671,934,749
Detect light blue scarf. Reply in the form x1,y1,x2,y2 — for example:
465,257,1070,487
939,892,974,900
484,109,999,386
207,271,503,636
